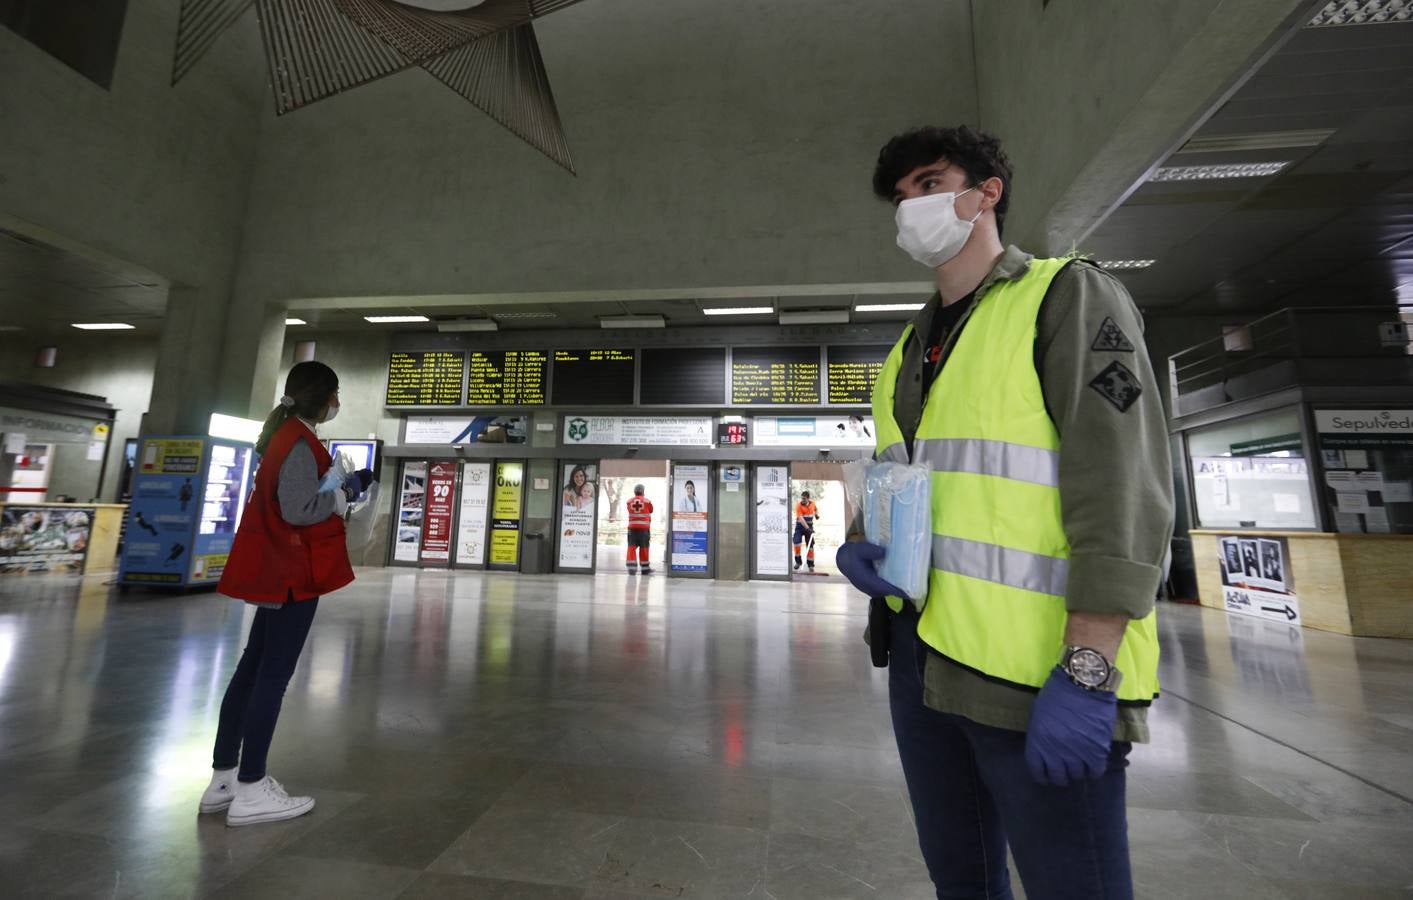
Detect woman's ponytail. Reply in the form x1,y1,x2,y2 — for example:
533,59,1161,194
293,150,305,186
254,398,294,456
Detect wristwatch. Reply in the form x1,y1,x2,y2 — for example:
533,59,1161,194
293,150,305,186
1060,645,1123,693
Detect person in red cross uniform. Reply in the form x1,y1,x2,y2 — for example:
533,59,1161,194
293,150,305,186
625,484,653,574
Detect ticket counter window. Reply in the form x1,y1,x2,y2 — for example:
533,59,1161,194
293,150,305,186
1188,407,1317,530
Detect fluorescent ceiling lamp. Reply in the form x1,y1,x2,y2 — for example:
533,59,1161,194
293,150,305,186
364,315,430,324
0,325,22,332
780,310,850,325
855,302,926,313
600,315,665,329
1150,162,1290,182
1179,129,1334,154
437,319,498,332
71,323,134,330
1309,0,1411,26
1097,259,1156,270
703,306,774,316
209,413,262,444
494,311,557,320
285,317,307,325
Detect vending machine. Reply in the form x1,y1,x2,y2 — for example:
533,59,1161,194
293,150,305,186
118,435,255,588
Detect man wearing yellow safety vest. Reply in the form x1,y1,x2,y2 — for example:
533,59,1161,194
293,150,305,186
836,126,1173,900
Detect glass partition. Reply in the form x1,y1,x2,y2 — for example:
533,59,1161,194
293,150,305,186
1187,407,1317,530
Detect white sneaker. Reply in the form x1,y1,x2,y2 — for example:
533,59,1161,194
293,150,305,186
199,768,238,814
226,776,315,827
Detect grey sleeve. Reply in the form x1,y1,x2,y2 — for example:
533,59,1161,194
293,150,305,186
1037,263,1175,619
278,441,339,526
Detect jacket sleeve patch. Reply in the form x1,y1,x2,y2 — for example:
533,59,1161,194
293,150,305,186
1088,361,1142,412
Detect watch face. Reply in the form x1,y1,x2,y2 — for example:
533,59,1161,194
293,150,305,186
1068,648,1110,688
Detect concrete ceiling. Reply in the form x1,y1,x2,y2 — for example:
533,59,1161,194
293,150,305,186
1087,17,1413,317
0,227,167,338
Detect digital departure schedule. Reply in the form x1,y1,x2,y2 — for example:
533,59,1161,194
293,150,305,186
640,347,726,405
385,350,466,406
730,346,822,405
465,350,548,406
551,348,636,406
826,344,891,404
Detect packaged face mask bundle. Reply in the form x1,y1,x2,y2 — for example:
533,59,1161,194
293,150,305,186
861,461,932,604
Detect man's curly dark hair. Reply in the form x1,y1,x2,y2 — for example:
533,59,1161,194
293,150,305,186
872,126,1013,235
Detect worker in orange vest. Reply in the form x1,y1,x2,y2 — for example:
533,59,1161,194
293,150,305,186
794,490,819,572
625,484,653,574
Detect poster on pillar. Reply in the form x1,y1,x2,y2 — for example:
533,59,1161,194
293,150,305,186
1217,534,1301,626
670,464,710,573
754,465,790,577
752,416,875,448
455,461,491,567
489,461,524,568
393,461,427,563
557,463,598,570
419,461,457,563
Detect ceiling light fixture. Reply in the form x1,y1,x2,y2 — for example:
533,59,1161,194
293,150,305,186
285,317,307,325
1150,162,1290,182
1309,0,1412,26
1179,129,1334,154
437,319,499,332
493,311,558,320
71,323,135,330
1097,259,1156,270
364,315,430,324
599,315,666,329
702,306,774,316
779,310,850,325
854,302,927,313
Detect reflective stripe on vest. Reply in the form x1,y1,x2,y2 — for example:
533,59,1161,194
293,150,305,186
870,256,1159,703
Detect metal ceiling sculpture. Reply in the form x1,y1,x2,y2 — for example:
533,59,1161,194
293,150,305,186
172,0,585,172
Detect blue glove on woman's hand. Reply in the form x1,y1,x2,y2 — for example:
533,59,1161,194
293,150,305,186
835,541,908,600
342,468,374,502
1024,667,1118,786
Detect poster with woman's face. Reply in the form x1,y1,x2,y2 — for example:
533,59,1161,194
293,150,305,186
561,464,597,511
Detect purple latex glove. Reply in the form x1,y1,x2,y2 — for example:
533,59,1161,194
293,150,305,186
1024,667,1117,786
835,541,908,600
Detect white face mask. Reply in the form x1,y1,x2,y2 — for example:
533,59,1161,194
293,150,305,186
895,187,981,269
322,403,339,424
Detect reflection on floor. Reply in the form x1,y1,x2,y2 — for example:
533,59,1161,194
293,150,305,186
0,570,1410,899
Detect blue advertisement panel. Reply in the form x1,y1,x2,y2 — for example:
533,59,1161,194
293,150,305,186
120,437,203,585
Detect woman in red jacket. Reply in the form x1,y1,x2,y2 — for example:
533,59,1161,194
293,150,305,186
199,361,370,826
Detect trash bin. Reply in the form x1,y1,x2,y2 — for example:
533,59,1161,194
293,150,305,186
520,533,552,574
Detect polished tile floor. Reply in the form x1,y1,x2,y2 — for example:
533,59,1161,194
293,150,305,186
0,569,1410,899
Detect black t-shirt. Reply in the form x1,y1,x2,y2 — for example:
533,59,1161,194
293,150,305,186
922,290,977,394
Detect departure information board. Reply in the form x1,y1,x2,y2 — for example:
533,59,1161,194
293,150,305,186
730,346,822,405
551,348,636,406
465,350,549,406
640,347,726,405
385,350,466,406
826,344,891,404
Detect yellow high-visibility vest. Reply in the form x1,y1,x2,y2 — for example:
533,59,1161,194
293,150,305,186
871,257,1159,703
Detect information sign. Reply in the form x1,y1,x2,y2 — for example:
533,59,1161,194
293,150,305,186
826,345,890,404
730,346,821,405
385,350,466,406
551,349,636,406
465,350,548,406
563,416,713,447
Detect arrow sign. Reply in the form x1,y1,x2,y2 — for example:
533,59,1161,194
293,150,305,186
1261,604,1298,622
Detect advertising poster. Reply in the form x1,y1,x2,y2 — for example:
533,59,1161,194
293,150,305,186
562,416,714,447
404,415,528,445
558,463,598,570
455,461,491,567
0,506,93,574
490,461,524,567
752,416,875,448
1218,534,1300,625
671,464,710,572
754,465,790,576
393,461,427,563
122,439,202,583
420,461,457,563
140,438,204,475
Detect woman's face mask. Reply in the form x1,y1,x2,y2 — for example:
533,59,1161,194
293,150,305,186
895,187,981,269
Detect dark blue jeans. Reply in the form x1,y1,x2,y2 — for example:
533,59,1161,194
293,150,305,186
889,610,1133,900
212,599,319,782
